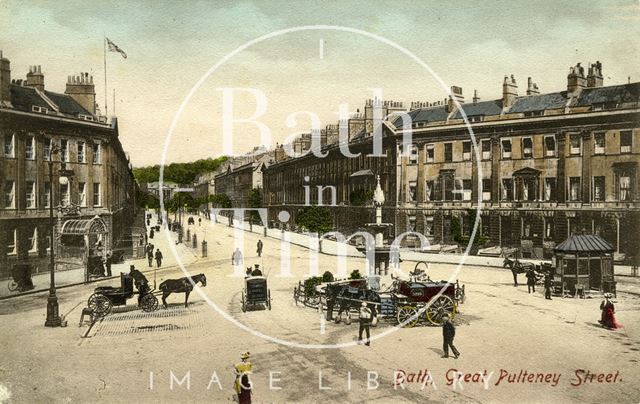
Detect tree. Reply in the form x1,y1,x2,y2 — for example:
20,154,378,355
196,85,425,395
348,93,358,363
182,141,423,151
295,206,333,234
247,187,263,223
349,188,373,206
132,156,228,185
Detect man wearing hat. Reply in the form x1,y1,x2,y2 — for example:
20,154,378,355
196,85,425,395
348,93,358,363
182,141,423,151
358,302,372,346
129,265,149,306
441,313,460,358
251,264,263,277
234,352,253,404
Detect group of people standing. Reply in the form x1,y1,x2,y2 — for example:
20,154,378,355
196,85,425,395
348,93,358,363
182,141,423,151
145,243,163,268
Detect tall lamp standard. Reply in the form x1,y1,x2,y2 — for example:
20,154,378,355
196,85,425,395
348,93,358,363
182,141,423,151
44,146,61,327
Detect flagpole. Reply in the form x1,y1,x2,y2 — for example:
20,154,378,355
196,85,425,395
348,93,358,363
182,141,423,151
104,35,108,117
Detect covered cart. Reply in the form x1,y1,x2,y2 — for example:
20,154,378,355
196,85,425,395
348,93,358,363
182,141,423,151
241,276,271,312
553,234,616,297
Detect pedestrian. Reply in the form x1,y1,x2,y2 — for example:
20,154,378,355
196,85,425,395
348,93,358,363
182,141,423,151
198,217,202,226
441,313,460,358
129,265,149,306
232,248,244,266
147,249,154,267
104,252,113,277
234,352,253,404
149,228,154,239
544,272,553,300
598,293,621,329
511,267,518,287
256,239,263,257
526,268,536,293
358,302,372,346
147,218,150,227
155,249,163,268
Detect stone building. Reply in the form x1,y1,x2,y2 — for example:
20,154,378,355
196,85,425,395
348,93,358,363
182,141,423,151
0,51,137,277
262,62,640,258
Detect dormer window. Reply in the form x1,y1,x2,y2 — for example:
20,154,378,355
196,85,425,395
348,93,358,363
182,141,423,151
32,105,49,114
78,114,95,122
524,110,543,117
468,115,484,123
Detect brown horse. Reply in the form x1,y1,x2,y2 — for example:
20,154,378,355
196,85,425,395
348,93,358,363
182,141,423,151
159,273,207,308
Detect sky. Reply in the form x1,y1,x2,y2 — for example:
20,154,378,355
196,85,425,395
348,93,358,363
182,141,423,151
1,0,639,166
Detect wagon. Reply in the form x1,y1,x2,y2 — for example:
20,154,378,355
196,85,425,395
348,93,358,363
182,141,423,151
241,276,271,312
87,273,159,318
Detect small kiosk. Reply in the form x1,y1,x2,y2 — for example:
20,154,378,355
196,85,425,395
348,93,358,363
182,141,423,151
553,234,615,297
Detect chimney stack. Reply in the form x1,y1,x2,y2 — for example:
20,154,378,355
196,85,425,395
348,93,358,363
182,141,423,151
587,61,603,88
0,51,10,105
526,77,540,95
25,65,45,91
65,72,96,114
502,75,518,108
472,89,480,104
567,63,586,97
447,86,464,112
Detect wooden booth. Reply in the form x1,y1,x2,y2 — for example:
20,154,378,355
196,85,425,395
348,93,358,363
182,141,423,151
553,234,616,297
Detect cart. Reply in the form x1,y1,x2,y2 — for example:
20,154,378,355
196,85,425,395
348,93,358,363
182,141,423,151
241,276,271,312
87,273,159,317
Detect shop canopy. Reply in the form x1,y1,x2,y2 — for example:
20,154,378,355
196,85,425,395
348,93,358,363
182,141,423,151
554,234,614,254
60,216,108,236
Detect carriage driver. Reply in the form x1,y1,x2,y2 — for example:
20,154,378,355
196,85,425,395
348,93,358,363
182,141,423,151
129,265,150,305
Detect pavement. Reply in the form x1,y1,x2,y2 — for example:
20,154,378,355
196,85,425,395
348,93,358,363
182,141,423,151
0,211,200,300
1,213,639,403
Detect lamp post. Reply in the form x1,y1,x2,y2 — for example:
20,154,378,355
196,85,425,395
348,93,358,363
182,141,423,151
44,146,61,327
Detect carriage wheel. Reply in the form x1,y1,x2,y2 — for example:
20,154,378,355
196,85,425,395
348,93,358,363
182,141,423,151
7,279,18,292
305,294,320,308
396,305,419,328
88,293,112,318
140,294,159,312
426,295,456,326
267,289,272,310
241,293,246,313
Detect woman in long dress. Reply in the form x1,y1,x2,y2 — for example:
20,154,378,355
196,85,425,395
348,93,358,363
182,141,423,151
599,293,622,329
234,352,252,404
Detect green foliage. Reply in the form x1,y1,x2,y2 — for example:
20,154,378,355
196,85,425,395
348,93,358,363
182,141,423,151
322,271,334,283
208,194,232,208
247,187,263,222
349,188,373,206
349,270,362,280
453,209,489,246
303,276,323,296
166,192,195,213
137,192,159,209
133,156,228,185
295,206,333,234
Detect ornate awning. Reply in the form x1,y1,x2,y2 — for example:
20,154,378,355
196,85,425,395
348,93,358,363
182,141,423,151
60,216,108,236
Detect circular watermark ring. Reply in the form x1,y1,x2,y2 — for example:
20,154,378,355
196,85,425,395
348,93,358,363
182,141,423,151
159,24,483,349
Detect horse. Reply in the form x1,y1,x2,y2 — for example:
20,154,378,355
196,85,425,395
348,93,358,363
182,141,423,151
158,273,207,308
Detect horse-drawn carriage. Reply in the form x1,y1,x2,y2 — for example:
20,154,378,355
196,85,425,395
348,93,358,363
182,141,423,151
293,264,465,327
241,276,271,312
87,273,159,318
503,256,550,285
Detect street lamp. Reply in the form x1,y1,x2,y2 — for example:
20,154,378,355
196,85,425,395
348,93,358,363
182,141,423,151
44,145,61,327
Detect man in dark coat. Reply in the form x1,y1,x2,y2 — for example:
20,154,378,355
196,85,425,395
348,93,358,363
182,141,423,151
155,249,163,268
147,249,153,267
511,268,518,287
441,314,460,358
544,273,553,300
251,264,263,276
104,252,113,277
526,268,536,293
129,265,149,306
256,239,263,257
